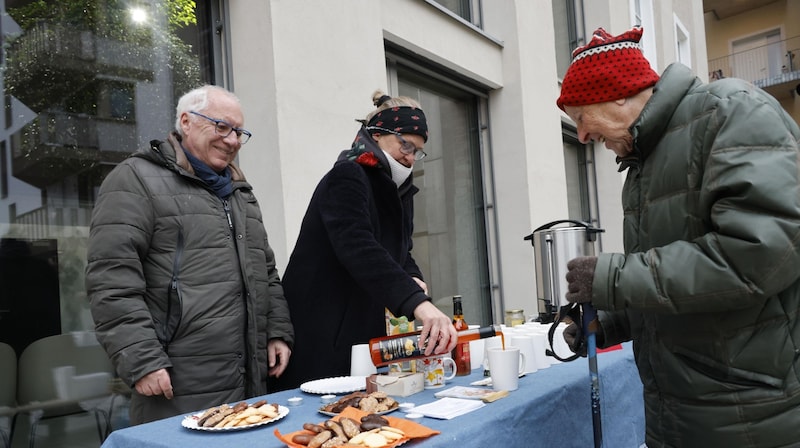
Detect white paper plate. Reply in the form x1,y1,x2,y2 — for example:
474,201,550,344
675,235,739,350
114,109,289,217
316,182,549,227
181,405,289,431
300,376,367,394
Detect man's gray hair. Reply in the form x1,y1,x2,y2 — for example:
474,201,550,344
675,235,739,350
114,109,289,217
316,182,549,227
174,85,241,137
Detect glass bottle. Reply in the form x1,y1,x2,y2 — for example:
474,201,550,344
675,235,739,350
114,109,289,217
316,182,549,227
451,295,471,376
369,325,504,367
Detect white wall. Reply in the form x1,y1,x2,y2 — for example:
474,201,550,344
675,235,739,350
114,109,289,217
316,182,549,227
225,0,706,319
482,0,567,314
229,0,389,266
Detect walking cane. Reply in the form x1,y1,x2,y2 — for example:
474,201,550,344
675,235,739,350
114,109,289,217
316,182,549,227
582,303,602,448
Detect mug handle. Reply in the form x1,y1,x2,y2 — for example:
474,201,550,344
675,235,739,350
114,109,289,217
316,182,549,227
518,353,526,375
443,357,457,380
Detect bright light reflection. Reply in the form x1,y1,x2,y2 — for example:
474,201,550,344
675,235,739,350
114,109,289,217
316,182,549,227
129,6,148,24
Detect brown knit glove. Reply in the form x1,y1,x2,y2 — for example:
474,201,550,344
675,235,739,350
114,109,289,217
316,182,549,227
565,256,598,304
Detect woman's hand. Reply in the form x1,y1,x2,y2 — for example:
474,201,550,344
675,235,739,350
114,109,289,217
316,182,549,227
413,301,458,355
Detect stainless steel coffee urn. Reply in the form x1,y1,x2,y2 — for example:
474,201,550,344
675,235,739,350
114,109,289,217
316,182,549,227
524,220,604,323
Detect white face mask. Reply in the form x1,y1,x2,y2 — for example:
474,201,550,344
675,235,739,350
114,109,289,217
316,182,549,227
382,150,413,188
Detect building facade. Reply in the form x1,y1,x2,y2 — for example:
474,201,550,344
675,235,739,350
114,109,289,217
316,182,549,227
0,0,741,443
704,0,799,123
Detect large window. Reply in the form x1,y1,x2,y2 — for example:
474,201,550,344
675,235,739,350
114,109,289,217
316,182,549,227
632,0,658,70
552,0,585,79
387,54,494,327
0,0,217,444
428,0,483,27
562,127,600,230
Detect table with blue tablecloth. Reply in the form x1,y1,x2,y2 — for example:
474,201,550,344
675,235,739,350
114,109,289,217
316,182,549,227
101,343,644,448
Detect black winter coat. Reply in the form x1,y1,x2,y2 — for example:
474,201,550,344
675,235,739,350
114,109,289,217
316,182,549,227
271,127,429,390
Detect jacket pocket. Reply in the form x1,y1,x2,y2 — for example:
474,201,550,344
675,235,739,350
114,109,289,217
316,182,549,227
673,345,784,389
156,230,184,352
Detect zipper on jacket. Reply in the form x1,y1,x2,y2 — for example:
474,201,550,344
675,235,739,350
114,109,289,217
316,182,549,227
223,199,234,233
223,198,253,377
159,229,184,354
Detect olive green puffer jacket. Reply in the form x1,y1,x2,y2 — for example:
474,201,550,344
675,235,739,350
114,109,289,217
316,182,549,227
594,63,800,448
86,133,293,424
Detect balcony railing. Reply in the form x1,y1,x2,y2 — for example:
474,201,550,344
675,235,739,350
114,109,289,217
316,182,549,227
13,205,93,239
708,35,800,91
10,110,135,187
6,22,154,77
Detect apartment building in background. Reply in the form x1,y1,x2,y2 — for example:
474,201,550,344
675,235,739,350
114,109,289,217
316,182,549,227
704,0,800,123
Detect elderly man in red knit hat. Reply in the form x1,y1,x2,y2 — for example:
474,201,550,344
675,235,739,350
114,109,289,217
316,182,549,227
557,26,800,448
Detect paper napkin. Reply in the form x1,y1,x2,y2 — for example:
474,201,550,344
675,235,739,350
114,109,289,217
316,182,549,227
409,397,486,419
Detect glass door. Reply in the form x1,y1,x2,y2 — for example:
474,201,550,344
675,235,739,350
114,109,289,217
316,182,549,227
388,62,494,326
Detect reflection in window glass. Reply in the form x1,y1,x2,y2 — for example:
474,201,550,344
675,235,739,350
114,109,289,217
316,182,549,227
0,1,212,441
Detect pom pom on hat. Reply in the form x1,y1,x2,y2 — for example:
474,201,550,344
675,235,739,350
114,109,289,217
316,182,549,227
556,26,660,111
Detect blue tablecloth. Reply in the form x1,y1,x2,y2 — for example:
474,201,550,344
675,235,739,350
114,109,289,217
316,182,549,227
101,343,644,448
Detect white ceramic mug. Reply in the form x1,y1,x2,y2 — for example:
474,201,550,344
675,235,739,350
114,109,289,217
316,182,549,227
350,343,377,376
415,355,457,389
487,347,525,391
509,335,538,374
528,332,552,369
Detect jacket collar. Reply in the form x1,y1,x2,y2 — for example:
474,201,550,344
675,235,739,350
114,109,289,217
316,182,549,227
618,63,698,171
145,131,245,182
337,126,416,195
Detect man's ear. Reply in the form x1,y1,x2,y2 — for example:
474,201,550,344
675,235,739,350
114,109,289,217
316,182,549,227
614,97,627,106
371,133,381,142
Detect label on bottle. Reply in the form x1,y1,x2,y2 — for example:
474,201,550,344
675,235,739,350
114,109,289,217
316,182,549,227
375,335,424,364
453,341,471,375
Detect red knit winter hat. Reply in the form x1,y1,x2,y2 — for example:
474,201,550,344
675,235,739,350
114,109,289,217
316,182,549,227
556,26,660,111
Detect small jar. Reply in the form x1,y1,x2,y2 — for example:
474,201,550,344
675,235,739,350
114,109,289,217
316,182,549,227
505,309,525,327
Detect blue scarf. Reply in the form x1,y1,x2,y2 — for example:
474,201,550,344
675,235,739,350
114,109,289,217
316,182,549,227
182,149,233,198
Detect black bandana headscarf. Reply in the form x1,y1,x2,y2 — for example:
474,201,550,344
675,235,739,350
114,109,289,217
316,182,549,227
365,106,428,142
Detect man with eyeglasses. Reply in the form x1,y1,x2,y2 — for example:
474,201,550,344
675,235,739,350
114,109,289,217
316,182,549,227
269,91,458,391
86,85,294,424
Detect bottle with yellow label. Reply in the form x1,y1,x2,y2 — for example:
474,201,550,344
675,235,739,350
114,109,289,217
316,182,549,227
369,325,503,367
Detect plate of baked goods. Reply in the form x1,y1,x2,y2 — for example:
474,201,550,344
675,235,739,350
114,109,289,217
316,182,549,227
319,391,399,416
300,376,367,394
182,399,288,431
274,406,439,448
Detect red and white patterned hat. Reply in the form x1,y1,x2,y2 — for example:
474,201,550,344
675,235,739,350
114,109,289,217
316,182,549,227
556,26,660,111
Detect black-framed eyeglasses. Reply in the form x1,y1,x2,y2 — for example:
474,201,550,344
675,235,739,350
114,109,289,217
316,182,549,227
189,111,252,144
366,126,427,160
395,134,427,161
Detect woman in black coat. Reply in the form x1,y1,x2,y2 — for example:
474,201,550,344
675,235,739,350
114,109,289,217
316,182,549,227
271,92,457,390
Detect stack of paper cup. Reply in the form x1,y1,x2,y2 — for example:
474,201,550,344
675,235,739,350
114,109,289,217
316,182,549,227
350,343,377,376
468,325,484,370
482,335,504,375
509,335,538,374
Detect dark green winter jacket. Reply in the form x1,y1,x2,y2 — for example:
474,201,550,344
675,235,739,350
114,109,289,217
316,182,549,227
86,132,293,424
594,63,800,447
